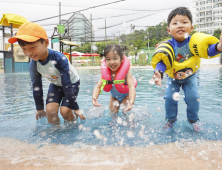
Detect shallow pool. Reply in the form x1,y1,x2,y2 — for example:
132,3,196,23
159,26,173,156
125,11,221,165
0,68,222,147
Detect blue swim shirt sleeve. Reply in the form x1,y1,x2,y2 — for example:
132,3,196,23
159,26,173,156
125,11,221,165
154,61,166,73
208,43,222,56
29,61,44,110
57,57,77,109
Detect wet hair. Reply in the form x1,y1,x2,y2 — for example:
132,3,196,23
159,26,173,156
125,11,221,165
167,7,192,27
17,38,45,47
100,44,124,60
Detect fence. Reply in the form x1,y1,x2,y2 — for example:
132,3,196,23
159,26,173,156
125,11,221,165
71,48,156,67
72,56,102,67
131,47,155,65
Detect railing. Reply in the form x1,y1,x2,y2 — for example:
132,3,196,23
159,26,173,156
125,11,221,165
0,63,4,69
72,61,101,67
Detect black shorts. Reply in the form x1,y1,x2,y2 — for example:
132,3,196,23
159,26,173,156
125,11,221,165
46,80,80,110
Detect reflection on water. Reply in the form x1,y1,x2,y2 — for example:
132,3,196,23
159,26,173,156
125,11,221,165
0,68,222,147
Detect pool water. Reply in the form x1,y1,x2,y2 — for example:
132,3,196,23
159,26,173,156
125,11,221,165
0,68,222,147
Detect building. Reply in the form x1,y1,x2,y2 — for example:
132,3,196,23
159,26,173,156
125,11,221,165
192,0,222,35
62,12,94,45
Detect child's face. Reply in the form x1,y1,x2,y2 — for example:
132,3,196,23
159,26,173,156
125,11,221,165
105,51,123,73
167,14,193,43
21,39,49,62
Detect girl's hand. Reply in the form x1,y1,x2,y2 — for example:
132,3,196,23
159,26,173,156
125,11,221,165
124,100,133,111
92,97,102,106
36,110,46,120
152,70,162,86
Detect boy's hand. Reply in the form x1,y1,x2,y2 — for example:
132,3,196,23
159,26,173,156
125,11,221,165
92,97,102,106
74,109,86,121
217,30,222,52
36,110,46,120
152,70,162,86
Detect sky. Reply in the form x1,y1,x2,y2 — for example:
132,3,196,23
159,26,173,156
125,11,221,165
0,0,193,50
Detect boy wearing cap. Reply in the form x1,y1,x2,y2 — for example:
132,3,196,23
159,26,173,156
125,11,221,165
9,22,86,123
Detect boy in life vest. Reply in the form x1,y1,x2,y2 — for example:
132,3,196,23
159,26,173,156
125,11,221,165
92,44,136,117
151,7,222,132
8,22,86,124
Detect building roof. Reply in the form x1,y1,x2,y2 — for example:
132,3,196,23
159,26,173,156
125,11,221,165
60,40,80,47
0,13,29,28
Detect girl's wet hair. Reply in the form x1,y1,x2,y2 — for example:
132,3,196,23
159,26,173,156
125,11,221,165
100,44,124,60
167,7,193,27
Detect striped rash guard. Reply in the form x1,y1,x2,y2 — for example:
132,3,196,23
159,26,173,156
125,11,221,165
29,49,79,110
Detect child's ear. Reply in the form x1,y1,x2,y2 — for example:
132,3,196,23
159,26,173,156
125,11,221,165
191,25,194,32
167,27,171,35
45,39,49,47
121,57,124,63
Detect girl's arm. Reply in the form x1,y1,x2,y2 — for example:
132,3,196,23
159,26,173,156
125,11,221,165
125,71,136,111
92,76,103,106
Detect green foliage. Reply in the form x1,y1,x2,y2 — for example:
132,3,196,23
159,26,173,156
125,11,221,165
190,25,198,36
69,20,199,56
213,28,221,39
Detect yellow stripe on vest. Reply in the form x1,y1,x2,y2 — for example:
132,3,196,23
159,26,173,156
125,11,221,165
151,42,175,71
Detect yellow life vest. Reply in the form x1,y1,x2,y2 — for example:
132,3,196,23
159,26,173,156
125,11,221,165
151,33,220,79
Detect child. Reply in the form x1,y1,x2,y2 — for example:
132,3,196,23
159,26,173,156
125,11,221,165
92,44,136,116
8,22,86,124
151,7,222,132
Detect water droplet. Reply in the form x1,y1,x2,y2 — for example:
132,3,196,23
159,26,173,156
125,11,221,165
113,101,119,106
94,130,100,138
34,87,40,91
118,138,124,146
127,131,134,137
172,92,180,101
117,117,122,124
184,32,189,39
149,78,155,85
48,98,53,102
92,44,98,51
128,113,135,121
123,121,127,126
78,124,84,130
51,60,57,64
52,116,57,121
40,131,47,137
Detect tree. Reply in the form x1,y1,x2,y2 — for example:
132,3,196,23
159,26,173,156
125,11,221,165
213,28,221,39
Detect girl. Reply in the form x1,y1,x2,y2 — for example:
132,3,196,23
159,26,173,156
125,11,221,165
92,44,136,115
